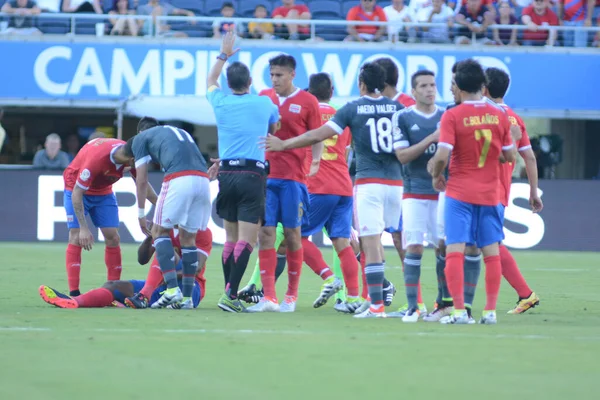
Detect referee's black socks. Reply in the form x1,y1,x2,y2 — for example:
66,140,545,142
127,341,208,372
228,241,254,299
222,242,235,290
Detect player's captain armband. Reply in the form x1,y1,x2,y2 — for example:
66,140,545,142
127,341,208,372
207,85,219,93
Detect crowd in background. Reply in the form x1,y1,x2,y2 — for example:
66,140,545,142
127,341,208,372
0,0,599,46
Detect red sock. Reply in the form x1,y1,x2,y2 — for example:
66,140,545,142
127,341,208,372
286,248,303,298
484,255,502,311
338,246,359,297
105,246,122,281
66,244,82,293
417,281,423,304
74,288,114,308
499,244,531,298
259,249,277,300
445,252,465,309
301,238,333,280
140,257,165,299
360,252,368,299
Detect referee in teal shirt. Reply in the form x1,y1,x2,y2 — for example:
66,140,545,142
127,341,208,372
207,31,279,313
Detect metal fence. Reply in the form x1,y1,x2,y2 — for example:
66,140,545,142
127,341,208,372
1,13,599,46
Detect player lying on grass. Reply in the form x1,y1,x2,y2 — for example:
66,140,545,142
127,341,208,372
38,226,212,309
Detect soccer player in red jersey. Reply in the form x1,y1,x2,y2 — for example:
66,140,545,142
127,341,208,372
484,67,544,314
248,54,323,313
429,59,517,325
38,228,212,309
296,73,362,312
62,137,157,297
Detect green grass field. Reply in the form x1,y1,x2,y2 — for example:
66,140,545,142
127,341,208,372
1,242,599,400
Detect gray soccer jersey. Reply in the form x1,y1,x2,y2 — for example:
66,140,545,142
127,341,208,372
392,106,444,195
327,96,404,182
132,125,208,174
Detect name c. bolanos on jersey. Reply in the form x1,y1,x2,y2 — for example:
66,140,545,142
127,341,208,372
327,96,404,185
392,106,444,197
132,125,208,180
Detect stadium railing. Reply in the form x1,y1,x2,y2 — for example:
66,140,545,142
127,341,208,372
1,13,599,45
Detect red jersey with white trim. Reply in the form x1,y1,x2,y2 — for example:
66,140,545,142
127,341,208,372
394,92,416,108
439,100,513,206
63,138,133,196
260,88,321,184
498,104,532,207
307,103,353,196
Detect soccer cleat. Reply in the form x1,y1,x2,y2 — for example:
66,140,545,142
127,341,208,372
247,297,280,313
150,287,183,309
354,299,371,314
440,310,470,324
402,307,420,323
313,277,343,308
383,281,397,306
39,285,79,309
238,284,264,304
507,292,540,314
111,301,126,308
334,299,348,313
167,298,194,309
280,295,297,313
388,303,428,318
217,294,247,313
125,293,149,309
423,306,454,322
479,310,497,325
354,308,386,319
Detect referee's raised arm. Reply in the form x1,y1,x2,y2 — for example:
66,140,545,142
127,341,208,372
207,30,280,313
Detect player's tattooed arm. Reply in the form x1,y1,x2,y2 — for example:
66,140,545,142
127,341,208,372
145,184,158,205
72,186,94,251
308,141,324,177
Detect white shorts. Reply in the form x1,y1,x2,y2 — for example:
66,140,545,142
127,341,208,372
354,183,403,237
402,197,439,249
437,191,446,240
154,175,211,233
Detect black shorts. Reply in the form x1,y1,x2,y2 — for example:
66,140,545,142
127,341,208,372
216,159,267,224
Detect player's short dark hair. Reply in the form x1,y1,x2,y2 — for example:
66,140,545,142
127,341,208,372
221,2,234,10
411,70,435,89
373,58,398,88
485,67,510,99
227,61,251,92
137,117,159,133
308,73,333,102
269,54,296,71
123,137,134,157
358,62,386,94
454,59,487,95
255,4,267,10
451,62,459,74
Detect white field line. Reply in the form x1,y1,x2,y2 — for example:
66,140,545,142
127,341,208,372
2,326,600,342
385,265,593,272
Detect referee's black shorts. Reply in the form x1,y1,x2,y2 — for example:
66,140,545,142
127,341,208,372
216,159,267,224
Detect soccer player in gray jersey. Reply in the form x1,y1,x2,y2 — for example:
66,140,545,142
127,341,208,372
262,62,403,318
388,70,444,322
114,117,211,309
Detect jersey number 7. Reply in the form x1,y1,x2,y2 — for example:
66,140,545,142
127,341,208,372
474,129,492,168
367,117,393,153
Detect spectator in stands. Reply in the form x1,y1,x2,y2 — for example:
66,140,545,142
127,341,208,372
109,0,139,36
558,0,594,47
0,0,42,36
213,2,245,38
409,0,434,16
521,0,559,46
454,0,495,44
33,133,70,170
345,0,388,42
61,0,103,14
384,0,417,42
88,131,106,141
36,0,60,12
272,0,311,40
248,4,275,39
66,133,81,162
0,109,5,154
594,14,600,46
418,0,454,43
450,0,496,13
493,0,519,45
137,0,196,38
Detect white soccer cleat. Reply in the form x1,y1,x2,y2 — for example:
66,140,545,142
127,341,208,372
423,306,454,322
354,299,371,314
353,308,386,319
279,296,297,313
440,310,470,325
479,311,497,325
246,297,280,313
150,287,183,309
402,307,420,323
166,298,194,309
313,277,343,308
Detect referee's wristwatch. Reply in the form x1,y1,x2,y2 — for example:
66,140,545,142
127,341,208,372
216,52,228,62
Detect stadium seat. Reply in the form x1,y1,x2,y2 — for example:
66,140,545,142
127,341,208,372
74,18,104,35
239,0,273,18
170,0,204,12
342,1,360,17
101,0,113,12
37,18,71,35
315,19,347,41
309,1,342,19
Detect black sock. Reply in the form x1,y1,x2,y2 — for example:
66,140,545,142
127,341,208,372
222,242,235,289
228,241,254,299
275,254,287,282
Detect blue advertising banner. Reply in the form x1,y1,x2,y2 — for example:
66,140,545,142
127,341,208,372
1,40,599,112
